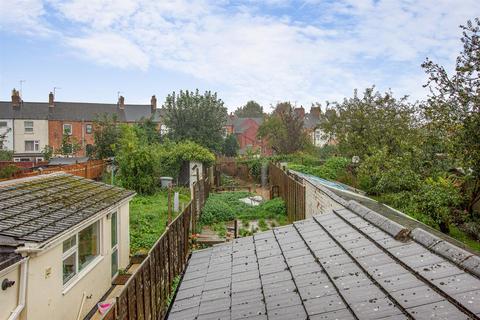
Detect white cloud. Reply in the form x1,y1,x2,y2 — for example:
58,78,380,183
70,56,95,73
0,0,51,35
66,33,149,70
1,0,479,108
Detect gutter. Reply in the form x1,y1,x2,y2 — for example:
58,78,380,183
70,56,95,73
7,257,29,320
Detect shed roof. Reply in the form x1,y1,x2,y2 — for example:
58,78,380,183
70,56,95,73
169,207,480,319
0,173,135,244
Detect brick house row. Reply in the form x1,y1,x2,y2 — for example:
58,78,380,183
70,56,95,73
0,90,161,161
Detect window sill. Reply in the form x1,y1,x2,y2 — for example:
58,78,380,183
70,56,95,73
62,255,104,295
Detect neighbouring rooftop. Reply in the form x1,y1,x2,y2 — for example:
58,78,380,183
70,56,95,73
0,173,135,244
169,204,480,320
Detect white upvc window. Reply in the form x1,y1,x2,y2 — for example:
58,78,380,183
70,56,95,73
25,140,39,152
111,211,119,278
63,123,73,135
62,220,101,286
0,121,7,127
24,121,33,133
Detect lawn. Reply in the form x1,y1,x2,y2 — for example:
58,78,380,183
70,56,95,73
129,188,190,255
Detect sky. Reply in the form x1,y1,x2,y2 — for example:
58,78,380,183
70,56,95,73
0,0,479,112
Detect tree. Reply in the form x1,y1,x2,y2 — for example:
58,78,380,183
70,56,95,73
93,114,121,159
163,90,228,151
223,134,239,157
234,100,264,117
57,133,81,156
0,128,13,161
135,116,160,144
258,102,310,154
422,18,480,214
42,145,53,161
321,87,419,160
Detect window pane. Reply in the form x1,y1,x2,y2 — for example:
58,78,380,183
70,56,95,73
78,221,99,270
86,124,92,134
111,212,117,248
25,141,34,151
63,252,76,284
63,235,76,253
111,249,118,278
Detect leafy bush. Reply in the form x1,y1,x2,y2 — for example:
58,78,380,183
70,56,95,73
0,165,19,179
357,148,420,195
289,157,349,181
414,177,462,231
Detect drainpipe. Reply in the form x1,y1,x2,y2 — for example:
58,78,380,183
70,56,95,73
7,257,29,320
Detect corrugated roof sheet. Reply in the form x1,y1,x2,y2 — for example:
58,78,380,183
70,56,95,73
169,207,480,320
0,173,135,243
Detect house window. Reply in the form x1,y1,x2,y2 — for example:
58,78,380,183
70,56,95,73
63,124,72,135
62,220,100,285
111,212,119,277
24,121,34,133
85,124,93,134
25,140,39,152
0,121,7,127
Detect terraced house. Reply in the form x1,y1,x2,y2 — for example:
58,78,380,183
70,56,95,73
0,91,162,161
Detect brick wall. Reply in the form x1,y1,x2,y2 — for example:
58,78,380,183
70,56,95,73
305,180,344,218
48,120,95,156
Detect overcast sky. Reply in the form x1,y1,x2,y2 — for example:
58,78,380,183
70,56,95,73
0,0,478,112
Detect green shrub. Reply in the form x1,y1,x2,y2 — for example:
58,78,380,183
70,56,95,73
0,165,19,179
289,157,349,181
414,177,462,232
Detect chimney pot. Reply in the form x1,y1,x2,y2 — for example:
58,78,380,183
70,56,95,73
294,106,305,119
11,88,21,108
310,106,321,118
118,96,125,110
49,92,55,107
151,95,157,113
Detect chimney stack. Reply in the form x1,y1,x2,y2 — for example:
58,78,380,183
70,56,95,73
118,95,125,110
11,88,21,108
294,106,305,119
49,92,55,107
151,95,157,113
310,106,321,118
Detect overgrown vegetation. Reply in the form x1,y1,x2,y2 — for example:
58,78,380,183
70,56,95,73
200,192,287,232
129,188,190,254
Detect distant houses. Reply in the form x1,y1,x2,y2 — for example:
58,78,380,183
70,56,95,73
0,90,162,162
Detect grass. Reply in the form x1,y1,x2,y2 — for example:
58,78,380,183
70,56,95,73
129,188,190,255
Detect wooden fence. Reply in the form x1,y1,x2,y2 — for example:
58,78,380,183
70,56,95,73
102,177,211,320
0,159,106,181
268,163,305,222
216,157,252,182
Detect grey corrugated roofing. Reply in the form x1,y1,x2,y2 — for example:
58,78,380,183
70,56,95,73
169,207,480,319
0,101,162,122
0,173,135,243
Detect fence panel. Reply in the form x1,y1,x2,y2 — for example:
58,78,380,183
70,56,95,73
268,163,305,223
103,178,210,320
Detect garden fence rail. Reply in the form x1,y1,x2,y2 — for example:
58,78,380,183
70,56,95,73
101,177,211,320
268,163,305,222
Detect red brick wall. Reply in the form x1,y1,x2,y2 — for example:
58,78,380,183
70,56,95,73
48,120,95,156
235,119,272,156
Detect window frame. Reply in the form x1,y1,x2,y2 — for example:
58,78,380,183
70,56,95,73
85,124,93,134
62,220,102,291
111,211,119,278
0,121,7,128
24,140,40,152
24,121,34,133
63,123,73,136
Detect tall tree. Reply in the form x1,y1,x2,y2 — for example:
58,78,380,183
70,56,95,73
258,102,310,154
163,90,228,151
135,116,160,144
422,18,480,214
93,114,121,159
222,134,239,157
321,88,418,160
234,100,264,118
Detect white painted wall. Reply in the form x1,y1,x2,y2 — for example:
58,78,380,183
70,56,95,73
3,201,131,320
13,119,48,154
0,119,14,150
0,263,21,320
